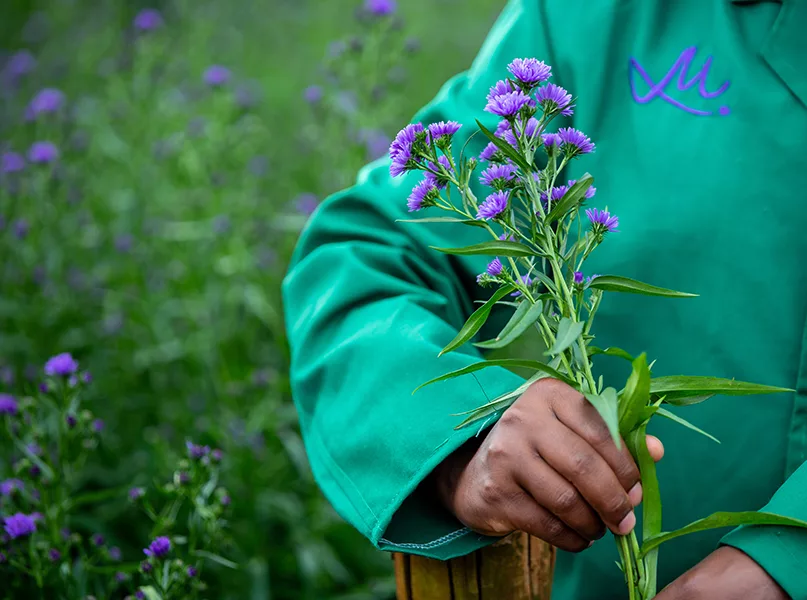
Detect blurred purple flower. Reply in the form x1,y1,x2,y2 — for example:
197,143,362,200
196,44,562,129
573,271,584,284
211,448,223,462
48,548,61,562
1,152,25,173
134,8,164,31
28,141,58,164
114,234,133,253
92,419,104,433
221,495,231,506
129,487,145,501
365,0,396,15
203,65,230,87
66,413,77,428
328,40,347,58
212,215,231,234
140,562,152,575
358,129,391,161
0,394,16,416
187,116,207,137
404,37,420,53
92,533,105,547
110,546,122,561
3,513,36,539
0,365,13,385
0,478,23,495
187,566,198,577
567,178,597,199
235,83,260,108
44,352,79,376
295,193,319,216
27,88,65,120
39,382,49,393
247,155,269,177
144,536,171,558
335,90,358,115
115,571,127,582
4,50,36,79
27,442,42,456
186,441,210,460
82,371,92,383
178,471,190,485
68,374,78,387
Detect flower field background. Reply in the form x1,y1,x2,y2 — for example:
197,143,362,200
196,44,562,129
0,0,498,598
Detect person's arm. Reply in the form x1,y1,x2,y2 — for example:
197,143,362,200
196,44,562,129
283,0,552,559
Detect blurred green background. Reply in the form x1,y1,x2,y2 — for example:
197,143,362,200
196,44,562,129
0,0,500,598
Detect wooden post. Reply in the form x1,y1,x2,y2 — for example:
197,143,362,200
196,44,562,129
394,532,555,600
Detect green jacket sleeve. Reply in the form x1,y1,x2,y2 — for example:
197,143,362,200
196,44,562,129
282,0,551,560
721,461,807,600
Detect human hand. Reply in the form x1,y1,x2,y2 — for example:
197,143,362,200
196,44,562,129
656,546,788,600
433,378,664,552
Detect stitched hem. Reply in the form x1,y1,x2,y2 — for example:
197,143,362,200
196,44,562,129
379,527,471,550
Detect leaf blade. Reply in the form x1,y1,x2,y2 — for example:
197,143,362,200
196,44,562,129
656,407,720,444
584,387,620,447
475,300,544,349
397,217,486,228
439,285,515,356
430,241,534,257
546,174,594,223
618,353,651,437
650,375,792,399
545,317,585,356
588,275,698,298
476,120,531,171
415,358,575,393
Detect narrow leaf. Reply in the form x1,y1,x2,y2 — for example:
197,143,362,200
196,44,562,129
194,550,239,570
530,271,557,293
476,120,531,171
618,353,651,437
430,240,534,257
588,346,635,362
640,512,807,557
476,300,544,349
584,387,620,447
546,174,594,223
139,587,163,600
656,407,720,444
650,375,792,400
439,286,515,356
663,394,715,407
588,275,698,298
397,217,486,228
415,358,574,393
546,317,585,356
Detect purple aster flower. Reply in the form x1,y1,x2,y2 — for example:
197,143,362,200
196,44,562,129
92,533,105,547
140,562,152,574
39,382,49,393
424,155,453,189
5,50,36,78
503,117,540,147
3,513,36,539
357,129,390,161
48,548,61,562
66,413,77,428
485,90,532,118
12,218,29,239
389,122,424,177
28,141,58,164
187,565,198,577
535,83,574,116
567,179,597,199
541,133,560,149
115,571,127,582
1,152,25,173
178,471,190,485
499,233,516,241
211,448,223,462
487,80,514,103
586,208,619,233
479,164,518,188
407,178,437,212
557,127,595,155
540,185,568,209
27,88,64,119
573,271,584,285
60,528,71,540
136,591,146,599
93,419,104,433
511,275,533,297
129,487,145,501
134,9,163,31
508,58,552,87
494,120,511,137
27,442,42,456
144,536,171,558
427,121,462,142
294,192,319,216
365,0,396,15
110,546,122,561
479,142,499,162
0,478,23,495
221,494,231,506
476,191,510,220
303,85,323,104
486,258,503,277
0,394,17,415
203,65,230,87
0,552,5,563
586,274,601,285
186,441,210,460
44,352,78,376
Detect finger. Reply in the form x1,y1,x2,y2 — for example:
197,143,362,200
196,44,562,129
646,435,664,462
533,421,636,535
514,453,605,541
551,393,641,495
504,491,590,553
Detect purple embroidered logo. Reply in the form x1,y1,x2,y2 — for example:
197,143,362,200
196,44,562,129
629,47,731,116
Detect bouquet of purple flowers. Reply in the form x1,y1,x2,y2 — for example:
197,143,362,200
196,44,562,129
388,57,807,599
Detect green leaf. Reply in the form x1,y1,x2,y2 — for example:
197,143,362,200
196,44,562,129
69,485,132,509
430,241,534,257
588,275,698,298
588,346,635,362
454,371,549,428
545,317,585,356
618,353,651,437
415,358,575,393
476,300,544,349
663,394,715,407
194,549,239,570
397,217,486,228
650,376,792,400
640,512,807,557
439,286,515,356
476,120,531,171
656,407,720,443
546,174,594,223
626,426,661,596
13,438,55,480
139,586,163,600
530,271,557,293
584,387,620,447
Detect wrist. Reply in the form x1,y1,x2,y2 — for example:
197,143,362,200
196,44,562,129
431,433,485,516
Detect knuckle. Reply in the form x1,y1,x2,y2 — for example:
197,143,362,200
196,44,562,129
485,440,510,462
586,424,613,448
478,477,502,506
570,451,596,477
540,514,567,541
553,487,581,513
498,407,525,429
602,493,631,520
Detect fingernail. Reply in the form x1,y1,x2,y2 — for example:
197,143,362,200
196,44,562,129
628,482,643,507
617,512,636,535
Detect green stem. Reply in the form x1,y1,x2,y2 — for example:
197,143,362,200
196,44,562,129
618,534,638,600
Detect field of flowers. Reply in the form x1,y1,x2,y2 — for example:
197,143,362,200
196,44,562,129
0,0,498,598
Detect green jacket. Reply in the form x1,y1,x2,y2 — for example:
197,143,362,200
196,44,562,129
283,0,807,597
